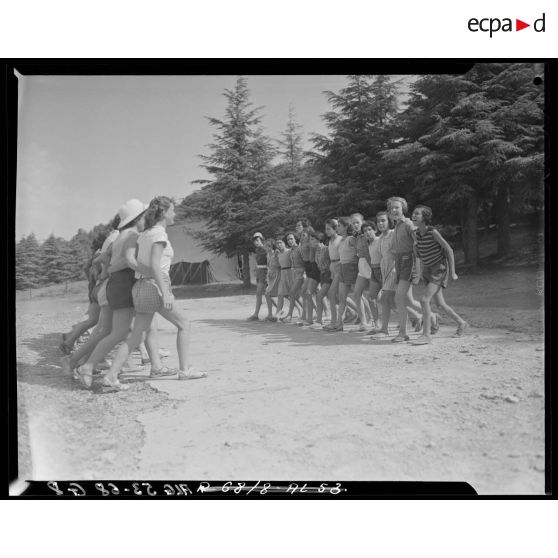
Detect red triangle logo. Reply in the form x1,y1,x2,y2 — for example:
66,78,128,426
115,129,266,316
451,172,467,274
516,19,530,31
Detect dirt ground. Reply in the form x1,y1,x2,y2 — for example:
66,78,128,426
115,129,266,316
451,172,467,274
15,265,545,494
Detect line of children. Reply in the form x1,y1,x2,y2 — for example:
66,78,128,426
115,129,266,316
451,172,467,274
247,197,468,343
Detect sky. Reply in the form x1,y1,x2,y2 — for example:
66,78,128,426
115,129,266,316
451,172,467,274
16,74,413,241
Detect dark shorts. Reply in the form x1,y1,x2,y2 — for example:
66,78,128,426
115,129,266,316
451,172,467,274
106,269,136,310
256,268,268,285
306,261,321,283
423,260,448,288
340,262,358,286
320,269,332,285
395,252,415,284
370,265,383,285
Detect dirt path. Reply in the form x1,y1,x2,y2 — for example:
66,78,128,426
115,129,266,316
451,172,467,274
15,267,545,494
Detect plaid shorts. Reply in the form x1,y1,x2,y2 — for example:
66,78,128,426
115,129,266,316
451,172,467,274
133,275,173,314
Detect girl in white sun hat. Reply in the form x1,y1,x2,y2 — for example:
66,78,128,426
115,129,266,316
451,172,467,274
101,196,207,390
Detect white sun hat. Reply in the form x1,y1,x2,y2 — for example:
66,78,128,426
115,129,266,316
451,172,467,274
117,198,148,229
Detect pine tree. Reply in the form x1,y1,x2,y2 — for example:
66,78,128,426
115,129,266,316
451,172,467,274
177,76,275,286
277,103,304,177
41,234,67,285
15,233,42,295
310,75,400,218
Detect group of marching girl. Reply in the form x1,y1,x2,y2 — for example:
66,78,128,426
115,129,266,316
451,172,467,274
59,197,207,392
247,196,469,344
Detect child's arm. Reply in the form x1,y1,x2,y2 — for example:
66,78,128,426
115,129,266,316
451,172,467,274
432,229,458,280
150,242,172,309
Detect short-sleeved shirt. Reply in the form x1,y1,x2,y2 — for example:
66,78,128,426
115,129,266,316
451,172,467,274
328,235,343,261
290,245,305,268
339,236,358,264
109,229,140,270
390,218,415,254
101,230,119,253
368,235,382,265
136,225,174,278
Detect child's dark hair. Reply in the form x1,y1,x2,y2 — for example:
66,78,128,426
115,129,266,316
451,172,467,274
324,218,338,231
337,216,355,236
387,196,409,214
376,211,393,228
144,196,173,230
414,205,433,225
308,229,324,242
120,211,147,231
285,232,297,244
91,230,109,252
361,220,377,232
265,238,277,250
110,214,121,230
297,218,312,228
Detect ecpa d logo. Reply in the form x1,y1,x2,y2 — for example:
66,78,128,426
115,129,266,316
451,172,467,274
468,13,545,37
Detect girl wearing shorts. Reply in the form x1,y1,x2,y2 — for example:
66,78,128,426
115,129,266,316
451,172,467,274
102,196,207,390
74,199,162,388
323,218,342,330
353,220,376,331
411,205,468,344
297,227,321,326
275,236,292,319
311,231,331,328
247,232,268,321
282,232,305,322
388,196,429,343
61,214,121,377
324,217,358,332
263,239,280,322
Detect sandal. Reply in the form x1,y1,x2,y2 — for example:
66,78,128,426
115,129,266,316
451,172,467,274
391,335,410,343
150,367,179,379
247,315,259,321
412,335,432,345
76,365,94,389
452,321,469,338
100,376,129,392
367,329,388,336
265,316,278,322
177,367,207,381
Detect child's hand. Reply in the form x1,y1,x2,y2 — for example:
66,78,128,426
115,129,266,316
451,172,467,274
452,272,458,281
163,292,174,310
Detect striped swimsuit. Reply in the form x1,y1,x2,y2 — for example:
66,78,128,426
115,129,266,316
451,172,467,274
415,227,444,266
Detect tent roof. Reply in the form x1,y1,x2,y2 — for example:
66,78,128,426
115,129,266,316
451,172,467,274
166,221,223,264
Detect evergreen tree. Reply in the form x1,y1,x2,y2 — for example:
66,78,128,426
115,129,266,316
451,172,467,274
177,76,275,286
41,234,67,285
15,233,42,294
277,103,304,177
310,75,400,218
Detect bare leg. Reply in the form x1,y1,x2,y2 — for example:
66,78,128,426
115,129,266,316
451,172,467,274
249,282,266,319
286,278,305,318
327,274,340,325
157,306,191,372
69,306,113,368
144,319,162,370
336,282,350,327
63,303,101,348
395,280,412,336
418,282,439,340
353,277,370,328
78,308,134,376
316,283,330,324
368,281,381,325
104,313,154,384
434,290,466,325
265,293,274,318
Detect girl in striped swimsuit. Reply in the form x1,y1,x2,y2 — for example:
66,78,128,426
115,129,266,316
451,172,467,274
411,205,468,344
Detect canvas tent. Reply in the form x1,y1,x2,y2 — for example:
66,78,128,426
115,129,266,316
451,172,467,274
166,221,252,285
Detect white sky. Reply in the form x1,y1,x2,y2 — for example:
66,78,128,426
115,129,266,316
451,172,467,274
16,74,413,241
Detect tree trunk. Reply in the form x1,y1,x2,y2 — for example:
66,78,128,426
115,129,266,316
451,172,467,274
463,191,479,271
495,184,511,258
242,251,252,287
